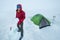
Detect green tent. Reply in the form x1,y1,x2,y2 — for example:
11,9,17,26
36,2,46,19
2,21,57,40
31,14,51,29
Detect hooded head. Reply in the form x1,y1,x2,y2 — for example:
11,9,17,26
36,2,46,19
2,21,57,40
17,4,22,11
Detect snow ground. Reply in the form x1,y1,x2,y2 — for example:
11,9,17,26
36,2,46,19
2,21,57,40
0,0,60,40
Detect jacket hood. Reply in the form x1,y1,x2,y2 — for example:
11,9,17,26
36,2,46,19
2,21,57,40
17,4,22,10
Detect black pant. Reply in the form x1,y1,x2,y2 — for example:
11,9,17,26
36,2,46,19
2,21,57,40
17,22,23,40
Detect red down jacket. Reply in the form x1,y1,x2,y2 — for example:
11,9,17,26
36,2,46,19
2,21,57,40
16,4,25,25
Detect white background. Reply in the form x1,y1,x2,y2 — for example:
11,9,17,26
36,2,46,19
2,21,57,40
0,0,60,40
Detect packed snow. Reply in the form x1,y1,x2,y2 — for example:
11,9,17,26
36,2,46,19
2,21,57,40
0,0,60,40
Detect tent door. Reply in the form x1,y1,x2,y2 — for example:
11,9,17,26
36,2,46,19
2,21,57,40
39,18,50,29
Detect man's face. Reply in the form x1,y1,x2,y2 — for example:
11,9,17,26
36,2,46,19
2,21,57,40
17,8,21,11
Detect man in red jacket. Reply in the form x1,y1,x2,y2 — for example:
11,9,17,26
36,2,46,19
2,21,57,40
16,4,25,40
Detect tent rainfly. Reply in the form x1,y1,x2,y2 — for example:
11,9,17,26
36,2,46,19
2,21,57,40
31,14,51,29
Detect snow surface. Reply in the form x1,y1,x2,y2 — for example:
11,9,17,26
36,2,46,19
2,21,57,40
0,0,60,40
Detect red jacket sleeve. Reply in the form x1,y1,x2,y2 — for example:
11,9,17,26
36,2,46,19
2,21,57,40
20,11,25,23
17,11,25,25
